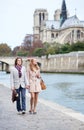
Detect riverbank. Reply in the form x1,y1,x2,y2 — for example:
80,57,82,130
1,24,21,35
0,71,84,114
0,85,84,130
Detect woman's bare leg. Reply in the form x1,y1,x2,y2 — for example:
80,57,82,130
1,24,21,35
29,92,34,112
33,92,39,113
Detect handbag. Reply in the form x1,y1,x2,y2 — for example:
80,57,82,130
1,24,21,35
12,89,18,102
40,79,46,90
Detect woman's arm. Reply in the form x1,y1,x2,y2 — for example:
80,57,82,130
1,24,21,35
36,69,41,78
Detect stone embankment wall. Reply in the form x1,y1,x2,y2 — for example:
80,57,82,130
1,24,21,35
0,51,84,73
40,51,84,73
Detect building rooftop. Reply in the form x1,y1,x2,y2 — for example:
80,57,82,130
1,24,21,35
61,15,84,28
42,15,84,30
45,20,60,29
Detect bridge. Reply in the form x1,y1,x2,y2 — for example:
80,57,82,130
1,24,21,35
0,57,41,73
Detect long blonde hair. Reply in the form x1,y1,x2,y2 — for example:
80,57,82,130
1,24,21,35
29,59,39,71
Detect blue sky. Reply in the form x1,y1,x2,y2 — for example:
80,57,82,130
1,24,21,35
0,0,84,49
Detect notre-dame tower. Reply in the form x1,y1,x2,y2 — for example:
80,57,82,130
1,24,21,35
33,9,48,36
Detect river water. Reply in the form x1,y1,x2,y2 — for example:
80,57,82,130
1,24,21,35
0,71,84,114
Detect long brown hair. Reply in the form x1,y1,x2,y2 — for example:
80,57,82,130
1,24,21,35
29,59,39,71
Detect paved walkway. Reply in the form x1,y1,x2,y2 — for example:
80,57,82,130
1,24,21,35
0,85,84,130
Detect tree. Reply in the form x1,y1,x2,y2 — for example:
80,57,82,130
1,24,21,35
0,43,12,56
12,46,20,56
46,46,56,55
33,48,45,57
17,50,29,56
60,43,71,53
21,34,43,56
70,42,84,51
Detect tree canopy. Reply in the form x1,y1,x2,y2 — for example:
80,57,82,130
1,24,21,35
0,43,12,56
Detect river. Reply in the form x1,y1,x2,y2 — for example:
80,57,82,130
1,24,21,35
0,71,84,114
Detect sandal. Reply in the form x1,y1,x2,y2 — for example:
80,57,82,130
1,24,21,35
29,110,32,114
33,109,37,114
33,111,37,114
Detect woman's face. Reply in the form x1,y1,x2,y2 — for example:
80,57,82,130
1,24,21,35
17,58,22,66
32,59,37,65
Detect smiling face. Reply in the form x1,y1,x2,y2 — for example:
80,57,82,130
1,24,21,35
17,58,22,66
15,57,23,66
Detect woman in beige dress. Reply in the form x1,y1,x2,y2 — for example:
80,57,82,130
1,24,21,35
27,59,41,114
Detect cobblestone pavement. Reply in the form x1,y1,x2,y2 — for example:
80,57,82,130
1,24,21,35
0,85,84,130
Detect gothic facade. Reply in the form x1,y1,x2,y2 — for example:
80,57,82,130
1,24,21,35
33,0,84,44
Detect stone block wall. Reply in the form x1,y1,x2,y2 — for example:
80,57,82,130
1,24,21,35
40,51,84,73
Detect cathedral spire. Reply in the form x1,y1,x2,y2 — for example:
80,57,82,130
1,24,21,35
60,0,67,27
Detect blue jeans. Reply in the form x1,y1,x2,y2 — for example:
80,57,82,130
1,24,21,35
16,86,26,112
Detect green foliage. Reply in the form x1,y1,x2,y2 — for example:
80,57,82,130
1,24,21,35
43,42,61,56
0,43,12,56
33,48,45,57
52,42,62,54
42,41,84,56
70,42,84,51
46,46,56,55
11,41,84,57
43,42,50,48
60,43,71,53
17,50,29,56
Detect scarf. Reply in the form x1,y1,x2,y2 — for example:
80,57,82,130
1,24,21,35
15,65,22,78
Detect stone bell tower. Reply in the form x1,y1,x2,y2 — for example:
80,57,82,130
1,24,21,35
54,9,61,21
33,9,48,36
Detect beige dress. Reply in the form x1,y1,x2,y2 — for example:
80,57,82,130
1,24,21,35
27,68,41,92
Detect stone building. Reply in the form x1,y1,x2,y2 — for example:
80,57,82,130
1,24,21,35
33,0,84,44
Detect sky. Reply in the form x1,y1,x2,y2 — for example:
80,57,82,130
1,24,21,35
0,0,84,49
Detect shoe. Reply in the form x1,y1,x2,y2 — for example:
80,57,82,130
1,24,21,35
22,110,26,114
18,111,22,115
33,111,37,114
29,110,32,114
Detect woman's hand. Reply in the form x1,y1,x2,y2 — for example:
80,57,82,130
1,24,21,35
36,74,41,78
26,85,30,89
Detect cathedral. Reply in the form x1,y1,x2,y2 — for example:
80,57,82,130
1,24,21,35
33,0,84,44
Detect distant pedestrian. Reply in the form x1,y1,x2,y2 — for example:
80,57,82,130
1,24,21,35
10,57,29,114
27,58,41,114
